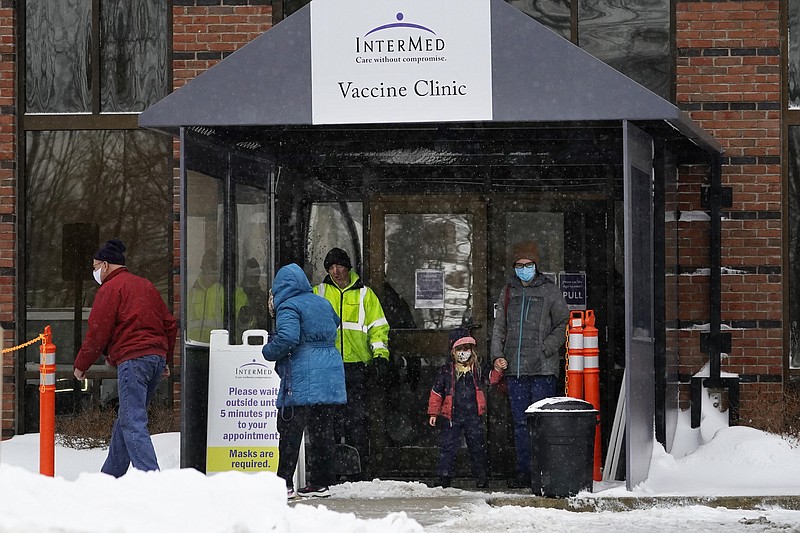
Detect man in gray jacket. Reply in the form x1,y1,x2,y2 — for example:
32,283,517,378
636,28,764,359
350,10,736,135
490,240,570,488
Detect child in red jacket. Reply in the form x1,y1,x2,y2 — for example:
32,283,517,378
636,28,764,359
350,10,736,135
427,334,504,489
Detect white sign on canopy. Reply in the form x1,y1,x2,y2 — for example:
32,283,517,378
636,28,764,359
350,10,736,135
311,0,493,124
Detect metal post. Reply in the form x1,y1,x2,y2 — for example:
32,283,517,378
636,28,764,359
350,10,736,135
39,326,56,476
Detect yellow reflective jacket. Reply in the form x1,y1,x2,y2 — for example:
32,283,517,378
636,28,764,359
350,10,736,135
314,270,390,364
186,280,247,343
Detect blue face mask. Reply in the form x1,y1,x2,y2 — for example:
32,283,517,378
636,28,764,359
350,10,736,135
515,264,536,282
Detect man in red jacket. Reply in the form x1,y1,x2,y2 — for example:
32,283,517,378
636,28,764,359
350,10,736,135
73,239,177,477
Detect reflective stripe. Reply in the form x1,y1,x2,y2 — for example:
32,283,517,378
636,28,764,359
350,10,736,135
40,353,56,365
39,373,56,386
317,280,388,362
368,317,388,329
584,356,599,368
358,287,367,328
568,355,584,370
320,284,368,331
568,333,584,348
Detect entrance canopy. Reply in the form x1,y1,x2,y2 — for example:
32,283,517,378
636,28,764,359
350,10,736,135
140,0,725,489
139,0,720,157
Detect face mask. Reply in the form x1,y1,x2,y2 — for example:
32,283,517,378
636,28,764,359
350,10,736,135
515,264,536,282
455,350,472,363
93,267,103,285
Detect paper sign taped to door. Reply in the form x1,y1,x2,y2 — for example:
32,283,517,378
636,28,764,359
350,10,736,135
559,271,587,310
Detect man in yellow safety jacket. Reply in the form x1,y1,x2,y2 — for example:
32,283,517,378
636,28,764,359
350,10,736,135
314,247,389,480
187,252,248,343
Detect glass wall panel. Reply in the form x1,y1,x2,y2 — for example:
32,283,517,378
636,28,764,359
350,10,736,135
578,0,670,99
24,129,172,369
384,213,474,330
185,169,225,344
234,183,270,338
25,0,92,113
663,154,680,450
789,127,800,369
507,0,571,39
304,202,364,283
101,0,169,112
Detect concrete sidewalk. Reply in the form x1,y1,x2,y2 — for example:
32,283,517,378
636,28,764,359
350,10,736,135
292,493,493,526
291,486,800,526
490,494,800,512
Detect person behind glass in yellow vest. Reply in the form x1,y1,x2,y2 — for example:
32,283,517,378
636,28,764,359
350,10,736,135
238,257,269,332
313,247,390,480
186,251,248,343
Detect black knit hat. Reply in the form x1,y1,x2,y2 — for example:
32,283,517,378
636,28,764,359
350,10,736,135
323,247,352,271
94,239,126,265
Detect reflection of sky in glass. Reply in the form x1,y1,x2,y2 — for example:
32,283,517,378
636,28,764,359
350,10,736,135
26,0,169,113
507,0,571,39
384,214,473,330
578,0,670,99
101,0,169,112
26,0,91,112
790,0,800,107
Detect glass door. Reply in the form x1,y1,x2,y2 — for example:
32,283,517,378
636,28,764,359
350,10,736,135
488,195,614,476
368,195,487,477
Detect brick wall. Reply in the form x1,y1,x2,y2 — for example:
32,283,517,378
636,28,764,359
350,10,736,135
675,0,783,427
169,1,273,418
0,1,15,438
173,1,274,90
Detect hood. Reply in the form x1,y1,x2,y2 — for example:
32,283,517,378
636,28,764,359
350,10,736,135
272,263,312,308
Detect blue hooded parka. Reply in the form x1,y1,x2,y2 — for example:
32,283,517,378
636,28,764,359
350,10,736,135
262,263,346,407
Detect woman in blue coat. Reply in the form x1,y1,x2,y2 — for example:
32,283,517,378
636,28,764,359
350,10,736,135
262,263,346,499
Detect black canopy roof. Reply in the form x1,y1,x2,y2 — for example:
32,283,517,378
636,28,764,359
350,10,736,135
139,0,721,155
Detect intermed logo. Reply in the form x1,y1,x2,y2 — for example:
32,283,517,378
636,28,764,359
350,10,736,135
356,12,445,54
364,12,435,37
235,359,272,379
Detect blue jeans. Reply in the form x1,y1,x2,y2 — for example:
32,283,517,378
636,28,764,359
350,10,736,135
507,375,557,478
102,355,165,477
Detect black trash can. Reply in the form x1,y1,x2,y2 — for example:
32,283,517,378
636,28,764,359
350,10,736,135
527,396,598,497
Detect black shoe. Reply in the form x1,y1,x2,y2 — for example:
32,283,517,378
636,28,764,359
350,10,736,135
507,474,529,489
297,484,330,498
434,476,451,488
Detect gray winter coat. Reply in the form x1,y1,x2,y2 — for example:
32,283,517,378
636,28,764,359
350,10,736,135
490,274,570,377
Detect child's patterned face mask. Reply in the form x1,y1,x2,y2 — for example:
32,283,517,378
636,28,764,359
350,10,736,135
455,350,472,363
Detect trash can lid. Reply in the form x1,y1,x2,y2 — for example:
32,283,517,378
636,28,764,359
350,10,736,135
525,396,597,414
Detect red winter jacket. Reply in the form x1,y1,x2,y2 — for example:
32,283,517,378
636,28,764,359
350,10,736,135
74,268,177,372
427,360,504,421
